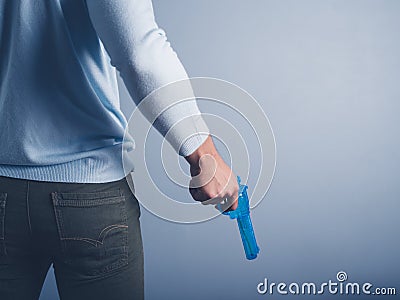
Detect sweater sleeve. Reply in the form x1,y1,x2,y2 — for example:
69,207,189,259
85,0,209,156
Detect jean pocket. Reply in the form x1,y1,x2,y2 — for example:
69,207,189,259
51,189,128,277
0,193,6,256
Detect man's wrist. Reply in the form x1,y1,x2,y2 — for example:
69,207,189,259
184,135,218,167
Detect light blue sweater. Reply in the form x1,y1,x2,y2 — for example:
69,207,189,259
0,0,208,183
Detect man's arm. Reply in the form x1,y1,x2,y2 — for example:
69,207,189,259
85,0,207,156
85,0,238,209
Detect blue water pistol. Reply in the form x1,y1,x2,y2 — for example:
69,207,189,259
221,176,260,260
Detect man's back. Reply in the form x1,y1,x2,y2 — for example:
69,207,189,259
0,0,127,182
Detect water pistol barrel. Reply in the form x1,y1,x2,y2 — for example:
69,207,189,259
222,176,260,260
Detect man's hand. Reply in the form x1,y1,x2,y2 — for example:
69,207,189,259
185,135,239,211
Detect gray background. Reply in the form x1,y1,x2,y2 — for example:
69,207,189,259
40,0,400,299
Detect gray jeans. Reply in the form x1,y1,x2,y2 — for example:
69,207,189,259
0,173,144,300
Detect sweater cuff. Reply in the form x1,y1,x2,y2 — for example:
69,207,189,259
162,113,210,157
178,131,209,157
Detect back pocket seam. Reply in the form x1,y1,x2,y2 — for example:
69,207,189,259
0,193,7,256
0,193,7,240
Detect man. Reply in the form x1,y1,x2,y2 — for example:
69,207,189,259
0,0,238,299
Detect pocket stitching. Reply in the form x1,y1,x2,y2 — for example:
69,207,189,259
0,193,7,256
60,224,128,247
53,192,124,207
0,193,7,241
55,189,122,201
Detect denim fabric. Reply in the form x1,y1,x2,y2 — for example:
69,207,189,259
0,173,144,300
